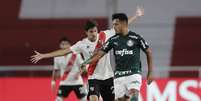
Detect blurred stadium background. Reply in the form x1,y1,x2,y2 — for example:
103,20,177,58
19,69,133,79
0,0,201,101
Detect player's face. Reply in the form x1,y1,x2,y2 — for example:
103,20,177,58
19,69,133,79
86,27,98,42
59,41,70,49
112,19,124,34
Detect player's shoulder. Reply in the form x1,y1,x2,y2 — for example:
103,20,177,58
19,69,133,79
108,34,119,41
79,38,87,43
54,56,64,61
72,52,81,57
128,31,142,39
99,29,115,40
102,29,115,35
75,37,88,45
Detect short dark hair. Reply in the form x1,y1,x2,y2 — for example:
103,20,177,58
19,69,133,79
84,19,97,31
112,13,128,23
59,37,71,44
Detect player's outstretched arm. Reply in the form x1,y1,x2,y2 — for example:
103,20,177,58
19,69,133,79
30,48,72,63
81,50,106,67
128,6,144,25
145,48,153,85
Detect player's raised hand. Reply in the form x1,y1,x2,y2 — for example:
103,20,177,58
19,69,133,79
136,6,144,17
30,51,44,63
128,6,145,24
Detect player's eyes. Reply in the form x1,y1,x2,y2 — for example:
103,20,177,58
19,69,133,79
89,30,97,33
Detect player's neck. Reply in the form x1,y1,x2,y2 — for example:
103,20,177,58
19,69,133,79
121,28,129,36
88,37,97,42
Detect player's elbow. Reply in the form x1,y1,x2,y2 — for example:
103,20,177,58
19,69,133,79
146,48,152,55
63,48,72,55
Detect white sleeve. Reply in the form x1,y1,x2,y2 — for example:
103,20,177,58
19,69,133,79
70,41,82,53
104,28,115,41
53,58,59,70
76,54,84,65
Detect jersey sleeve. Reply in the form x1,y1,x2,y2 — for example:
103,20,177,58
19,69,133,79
101,38,113,53
53,58,59,70
70,41,82,53
138,35,149,52
103,28,115,41
76,54,84,66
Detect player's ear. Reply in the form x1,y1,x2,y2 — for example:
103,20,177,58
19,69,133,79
123,21,128,26
85,31,88,35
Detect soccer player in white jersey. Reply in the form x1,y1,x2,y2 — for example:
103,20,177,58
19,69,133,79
31,7,144,101
52,37,87,101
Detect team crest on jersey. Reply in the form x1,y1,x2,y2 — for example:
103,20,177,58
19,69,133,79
127,40,134,47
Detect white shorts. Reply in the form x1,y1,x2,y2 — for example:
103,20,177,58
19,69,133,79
114,74,142,100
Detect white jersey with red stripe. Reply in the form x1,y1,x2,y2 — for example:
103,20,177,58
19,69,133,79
54,53,84,85
70,29,115,80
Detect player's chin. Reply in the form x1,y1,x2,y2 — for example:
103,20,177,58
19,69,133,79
91,35,97,40
115,30,121,34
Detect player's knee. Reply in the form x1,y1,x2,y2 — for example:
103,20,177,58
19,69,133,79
89,95,98,101
117,97,125,101
129,89,139,101
129,89,139,96
79,95,87,101
55,96,63,101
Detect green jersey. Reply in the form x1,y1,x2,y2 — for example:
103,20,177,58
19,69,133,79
101,31,149,78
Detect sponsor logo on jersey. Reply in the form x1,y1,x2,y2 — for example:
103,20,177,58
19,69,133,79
115,70,132,76
115,49,134,56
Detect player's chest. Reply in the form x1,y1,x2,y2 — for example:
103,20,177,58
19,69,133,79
56,57,69,68
113,38,139,49
80,43,96,56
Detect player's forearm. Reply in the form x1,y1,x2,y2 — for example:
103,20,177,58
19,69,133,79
146,48,153,75
83,55,101,65
128,15,138,25
83,51,105,65
43,48,72,58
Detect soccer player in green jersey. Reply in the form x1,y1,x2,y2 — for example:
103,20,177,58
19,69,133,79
81,13,153,101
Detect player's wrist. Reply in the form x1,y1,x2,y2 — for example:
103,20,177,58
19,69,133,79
147,70,153,76
43,54,49,58
82,59,91,65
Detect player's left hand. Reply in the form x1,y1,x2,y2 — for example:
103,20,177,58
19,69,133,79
147,72,153,85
